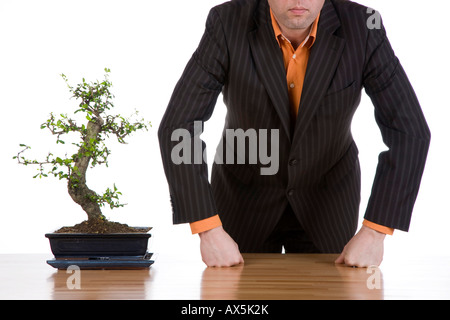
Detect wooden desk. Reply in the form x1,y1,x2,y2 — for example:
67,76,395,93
1,253,449,300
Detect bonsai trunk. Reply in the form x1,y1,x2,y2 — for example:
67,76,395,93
68,117,104,222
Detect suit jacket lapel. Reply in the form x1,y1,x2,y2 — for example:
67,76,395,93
292,0,345,143
248,0,291,142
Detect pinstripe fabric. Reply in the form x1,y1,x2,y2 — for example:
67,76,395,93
158,0,430,253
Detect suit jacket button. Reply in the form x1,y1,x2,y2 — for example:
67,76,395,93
289,159,299,166
287,189,295,196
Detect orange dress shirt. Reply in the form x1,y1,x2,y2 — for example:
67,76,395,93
190,9,394,236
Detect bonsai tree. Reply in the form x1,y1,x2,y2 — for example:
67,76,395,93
14,68,150,233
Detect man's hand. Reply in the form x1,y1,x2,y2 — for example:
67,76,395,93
199,226,244,267
335,225,385,267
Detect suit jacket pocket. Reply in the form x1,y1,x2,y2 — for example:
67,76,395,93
324,80,356,96
319,81,357,116
221,163,255,185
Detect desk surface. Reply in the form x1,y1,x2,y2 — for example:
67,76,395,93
1,253,449,300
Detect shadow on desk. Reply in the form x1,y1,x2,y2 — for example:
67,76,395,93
201,254,384,300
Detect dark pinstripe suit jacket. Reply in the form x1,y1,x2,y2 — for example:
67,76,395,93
158,0,430,253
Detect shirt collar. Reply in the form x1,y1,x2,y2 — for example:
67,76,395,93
270,8,320,49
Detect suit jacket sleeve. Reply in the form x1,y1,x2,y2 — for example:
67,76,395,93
158,8,228,224
362,17,431,231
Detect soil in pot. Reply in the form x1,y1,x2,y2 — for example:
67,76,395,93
53,219,151,234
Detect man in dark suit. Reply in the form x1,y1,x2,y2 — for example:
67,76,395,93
158,0,430,267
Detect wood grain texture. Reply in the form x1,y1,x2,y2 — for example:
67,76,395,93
1,253,449,300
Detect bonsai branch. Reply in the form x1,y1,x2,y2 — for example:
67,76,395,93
15,68,150,223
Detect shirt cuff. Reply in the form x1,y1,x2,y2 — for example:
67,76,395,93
363,219,394,235
189,215,222,234
190,217,393,235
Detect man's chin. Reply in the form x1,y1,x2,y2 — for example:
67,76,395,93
285,20,312,30
284,15,312,28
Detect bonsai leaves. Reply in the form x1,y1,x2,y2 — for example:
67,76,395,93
14,69,150,220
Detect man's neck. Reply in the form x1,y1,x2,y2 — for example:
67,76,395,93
280,25,313,50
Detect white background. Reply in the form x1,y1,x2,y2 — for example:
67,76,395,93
0,0,448,261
